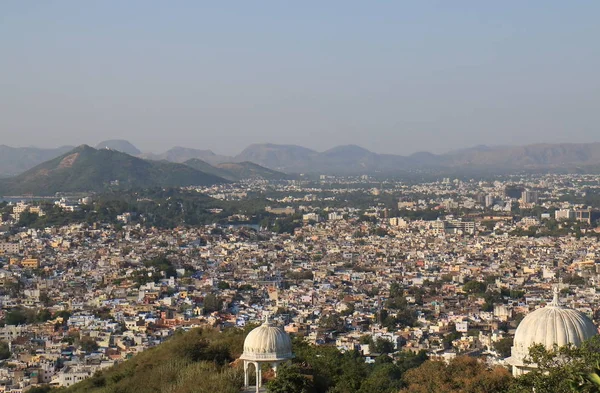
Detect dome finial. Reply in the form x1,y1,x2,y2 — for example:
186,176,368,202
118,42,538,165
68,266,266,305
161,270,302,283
549,285,560,306
263,311,271,325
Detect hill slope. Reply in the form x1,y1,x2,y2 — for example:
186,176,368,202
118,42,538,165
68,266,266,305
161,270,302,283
184,159,289,181
215,161,289,180
64,327,245,393
0,145,75,177
183,158,239,181
0,146,227,195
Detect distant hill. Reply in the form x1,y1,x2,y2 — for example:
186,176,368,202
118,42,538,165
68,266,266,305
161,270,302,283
142,146,233,165
0,145,75,177
95,140,141,155
183,158,238,181
442,143,600,168
234,143,319,172
0,145,227,196
3,141,600,178
228,142,600,174
184,159,289,181
215,161,289,180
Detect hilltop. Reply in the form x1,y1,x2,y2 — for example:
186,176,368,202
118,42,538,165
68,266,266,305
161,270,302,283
0,145,227,196
142,146,232,165
95,140,141,155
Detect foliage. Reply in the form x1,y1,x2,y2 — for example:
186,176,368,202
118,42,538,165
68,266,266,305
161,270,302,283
64,327,245,393
0,341,10,360
400,356,512,393
369,337,395,354
203,294,223,314
267,363,315,393
508,336,600,393
79,336,99,353
463,280,487,294
3,307,52,326
493,337,513,358
292,338,426,393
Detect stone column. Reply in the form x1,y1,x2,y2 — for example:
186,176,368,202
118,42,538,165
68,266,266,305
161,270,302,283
243,361,249,387
255,362,260,393
272,362,279,377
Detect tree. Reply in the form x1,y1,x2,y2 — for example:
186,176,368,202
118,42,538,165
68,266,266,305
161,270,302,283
400,356,512,393
370,337,395,354
4,308,29,325
509,336,600,393
493,337,513,358
463,280,487,294
217,281,230,290
80,336,99,353
267,363,314,393
357,363,402,393
203,294,223,314
0,341,10,360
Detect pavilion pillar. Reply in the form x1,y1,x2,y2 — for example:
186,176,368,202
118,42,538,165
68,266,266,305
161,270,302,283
243,361,249,387
255,362,261,392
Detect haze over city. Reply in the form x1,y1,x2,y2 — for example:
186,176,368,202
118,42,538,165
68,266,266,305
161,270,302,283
2,1,600,155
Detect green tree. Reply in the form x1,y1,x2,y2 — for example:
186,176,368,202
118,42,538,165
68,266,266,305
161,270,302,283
370,337,395,354
267,363,314,393
493,337,513,358
0,341,11,360
463,280,487,294
203,294,223,314
80,336,99,353
357,363,403,393
509,336,600,393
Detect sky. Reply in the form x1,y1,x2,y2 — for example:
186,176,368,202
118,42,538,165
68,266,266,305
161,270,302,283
1,1,599,156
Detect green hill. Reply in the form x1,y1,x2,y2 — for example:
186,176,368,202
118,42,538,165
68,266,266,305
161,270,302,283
0,145,228,196
64,327,246,393
215,161,289,180
183,158,239,181
184,159,289,181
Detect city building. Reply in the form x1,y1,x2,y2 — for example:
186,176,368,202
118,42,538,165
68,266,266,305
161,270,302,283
521,190,539,205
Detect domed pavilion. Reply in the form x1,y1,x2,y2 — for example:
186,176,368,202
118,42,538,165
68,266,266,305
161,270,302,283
507,287,597,376
240,316,294,392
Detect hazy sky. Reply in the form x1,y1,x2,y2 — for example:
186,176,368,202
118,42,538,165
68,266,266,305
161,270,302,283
1,1,599,155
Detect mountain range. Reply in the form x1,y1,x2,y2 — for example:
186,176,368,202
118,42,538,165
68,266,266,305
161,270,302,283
0,145,228,196
2,140,600,179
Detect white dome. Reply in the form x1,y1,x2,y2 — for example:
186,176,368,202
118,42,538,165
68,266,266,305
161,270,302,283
510,288,597,366
240,318,293,361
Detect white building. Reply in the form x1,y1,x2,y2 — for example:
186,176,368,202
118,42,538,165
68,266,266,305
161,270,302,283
507,287,597,376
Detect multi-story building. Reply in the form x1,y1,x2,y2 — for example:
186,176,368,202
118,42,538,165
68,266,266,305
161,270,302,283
0,243,20,254
521,190,539,205
555,209,575,221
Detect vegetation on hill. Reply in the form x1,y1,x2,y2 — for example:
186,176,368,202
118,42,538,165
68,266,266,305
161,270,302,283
64,327,246,393
183,159,238,181
215,161,289,180
184,159,289,181
8,188,274,229
0,146,227,195
46,326,600,393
